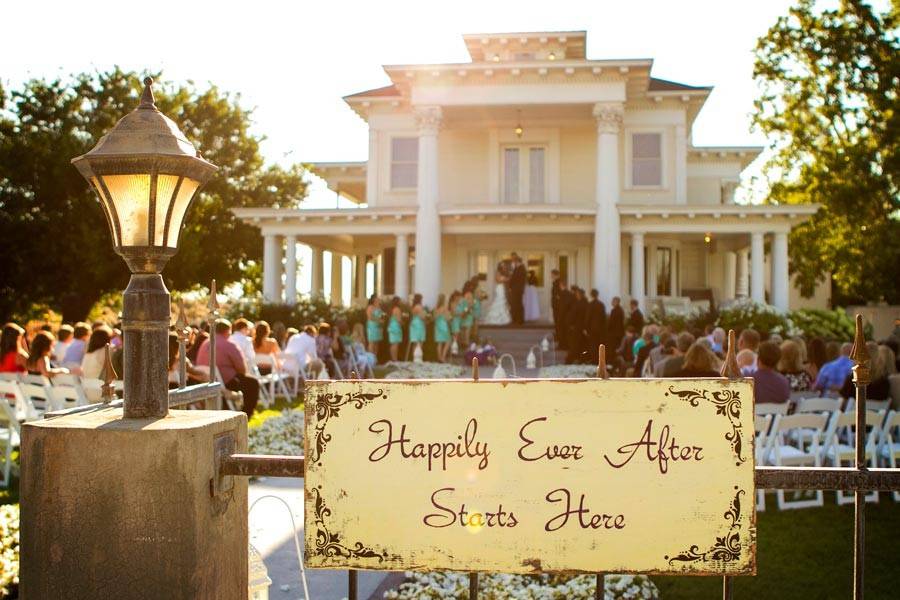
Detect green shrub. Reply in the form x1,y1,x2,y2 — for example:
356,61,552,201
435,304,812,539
715,301,800,338
646,306,714,333
787,308,872,341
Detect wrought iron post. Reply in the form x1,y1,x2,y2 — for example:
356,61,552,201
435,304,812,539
208,279,219,384
849,315,869,600
122,272,171,418
720,329,741,600
175,298,189,389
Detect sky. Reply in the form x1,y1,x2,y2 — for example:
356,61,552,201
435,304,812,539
1,0,805,209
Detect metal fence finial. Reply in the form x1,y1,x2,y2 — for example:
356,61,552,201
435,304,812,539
472,357,479,382
208,279,219,312
850,314,870,384
597,344,609,379
720,329,741,379
100,343,117,403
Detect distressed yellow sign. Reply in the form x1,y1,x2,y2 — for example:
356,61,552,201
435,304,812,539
304,378,756,574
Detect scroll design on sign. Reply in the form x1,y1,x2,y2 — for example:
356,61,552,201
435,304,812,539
665,487,745,566
310,486,389,563
665,386,745,464
310,388,387,463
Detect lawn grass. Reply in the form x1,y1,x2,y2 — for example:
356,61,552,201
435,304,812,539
248,395,304,429
652,495,900,599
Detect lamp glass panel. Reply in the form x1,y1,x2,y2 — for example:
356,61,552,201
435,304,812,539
90,177,119,245
153,174,180,246
165,178,200,248
103,174,151,246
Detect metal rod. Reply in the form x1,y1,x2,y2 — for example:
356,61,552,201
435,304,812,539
595,572,604,599
208,279,219,384
850,314,869,600
168,382,223,407
220,454,305,478
472,357,479,382
723,575,733,600
754,467,900,491
348,569,358,600
597,344,609,379
469,572,478,599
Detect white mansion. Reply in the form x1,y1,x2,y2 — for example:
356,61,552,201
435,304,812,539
234,30,825,318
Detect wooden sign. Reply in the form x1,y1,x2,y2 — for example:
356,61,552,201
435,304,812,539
304,379,756,574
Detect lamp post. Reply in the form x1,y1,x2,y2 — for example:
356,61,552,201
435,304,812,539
72,77,217,418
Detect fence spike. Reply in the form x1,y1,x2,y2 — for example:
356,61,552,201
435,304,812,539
175,297,188,332
99,343,117,403
472,357,479,382
720,329,741,379
597,344,609,379
849,314,870,368
208,279,219,312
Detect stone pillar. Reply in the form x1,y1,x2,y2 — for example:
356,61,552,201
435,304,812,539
736,249,750,297
330,252,343,306
674,123,687,204
750,232,765,304
723,251,737,301
310,246,324,299
284,235,297,306
771,231,789,311
21,408,248,599
395,233,409,300
355,254,367,303
262,234,279,302
592,102,624,303
630,232,645,309
647,243,658,299
413,106,442,307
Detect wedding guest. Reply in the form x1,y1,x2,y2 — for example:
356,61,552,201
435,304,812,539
62,322,91,367
387,297,404,361
565,287,587,364
26,331,68,379
777,340,812,392
196,319,260,416
53,324,75,365
409,294,427,358
469,277,484,340
271,321,288,350
736,349,756,375
839,341,893,401
460,284,475,346
824,341,841,363
710,327,726,355
648,328,673,370
0,323,28,373
229,318,255,371
618,325,638,366
815,342,853,394
433,293,452,363
626,299,645,333
550,269,561,337
252,321,281,374
187,326,209,363
607,296,625,358
285,325,324,378
81,326,113,379
317,322,341,378
556,280,574,350
659,332,696,377
633,325,658,376
585,289,607,365
349,323,376,372
752,341,791,404
736,328,760,375
676,343,721,377
449,291,462,353
806,337,827,382
167,332,208,387
453,290,471,348
365,295,384,356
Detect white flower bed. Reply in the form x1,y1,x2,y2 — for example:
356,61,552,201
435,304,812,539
385,362,467,380
248,410,304,456
0,504,19,599
538,365,598,379
385,572,659,599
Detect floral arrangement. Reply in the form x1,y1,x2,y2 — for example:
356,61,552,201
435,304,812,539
385,572,659,599
384,362,467,379
0,504,18,599
787,308,871,341
538,365,599,379
715,299,801,338
248,409,304,456
646,304,713,333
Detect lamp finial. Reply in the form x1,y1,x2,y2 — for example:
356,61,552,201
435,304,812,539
139,76,156,109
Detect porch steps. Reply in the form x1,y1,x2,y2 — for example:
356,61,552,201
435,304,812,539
474,325,558,377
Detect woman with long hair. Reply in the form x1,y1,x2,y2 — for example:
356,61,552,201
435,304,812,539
81,326,112,379
777,339,812,392
448,291,462,355
26,331,68,379
0,323,28,373
252,320,281,374
408,294,426,359
806,337,827,382
387,297,404,361
676,342,720,377
433,293,451,363
365,295,384,356
350,323,376,372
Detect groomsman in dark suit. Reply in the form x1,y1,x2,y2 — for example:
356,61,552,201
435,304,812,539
585,289,607,365
607,296,625,358
550,269,562,342
508,253,527,325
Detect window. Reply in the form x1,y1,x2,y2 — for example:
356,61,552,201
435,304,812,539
476,253,490,281
527,254,544,287
656,247,672,296
390,137,418,189
632,133,662,187
502,145,546,204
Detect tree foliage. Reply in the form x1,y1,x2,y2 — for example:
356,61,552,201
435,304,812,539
753,0,900,304
0,68,307,320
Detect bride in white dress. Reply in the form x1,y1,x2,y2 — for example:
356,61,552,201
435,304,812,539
481,264,512,326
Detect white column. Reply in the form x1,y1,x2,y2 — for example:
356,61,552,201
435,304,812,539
647,243,658,298
284,235,298,305
771,231,789,311
723,251,737,301
736,249,749,297
413,106,443,306
366,129,378,206
395,234,409,300
262,234,279,302
355,254,367,302
330,252,343,306
310,246,324,299
674,123,687,204
750,232,765,304
630,232,645,309
592,102,624,303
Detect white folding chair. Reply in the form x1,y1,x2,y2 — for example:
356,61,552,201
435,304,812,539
194,365,242,412
0,398,21,488
771,413,829,509
755,403,790,417
796,396,842,414
0,373,20,383
755,414,773,512
879,411,900,502
0,380,36,422
823,410,882,505
51,373,90,407
19,380,57,415
22,373,52,387
254,354,293,401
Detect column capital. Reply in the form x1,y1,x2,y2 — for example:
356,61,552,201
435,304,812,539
414,105,443,135
592,102,624,134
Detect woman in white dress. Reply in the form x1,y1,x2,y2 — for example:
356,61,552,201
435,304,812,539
481,264,512,326
523,271,541,322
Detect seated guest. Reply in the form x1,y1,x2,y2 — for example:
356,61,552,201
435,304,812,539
815,342,853,394
752,341,791,404
284,325,324,378
777,340,812,392
26,331,69,379
710,327,726,355
736,349,756,376
186,325,208,363
0,323,29,373
652,338,677,377
53,324,74,365
648,328,673,371
81,326,113,380
62,322,91,368
806,337,827,382
659,332,696,377
316,322,341,379
229,318,255,371
196,319,260,417
633,325,658,376
618,325,637,365
167,333,208,387
736,328,760,374
349,323,376,371
676,343,721,377
252,321,281,375
839,341,893,401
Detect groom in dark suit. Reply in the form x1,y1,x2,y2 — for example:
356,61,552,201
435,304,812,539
509,253,527,325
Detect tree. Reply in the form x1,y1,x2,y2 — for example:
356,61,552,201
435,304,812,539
0,68,307,320
753,0,899,304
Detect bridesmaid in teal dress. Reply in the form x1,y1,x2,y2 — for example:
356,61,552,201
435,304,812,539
433,293,451,362
387,296,404,361
449,291,462,354
365,296,384,357
460,283,475,347
469,277,483,342
408,294,427,359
